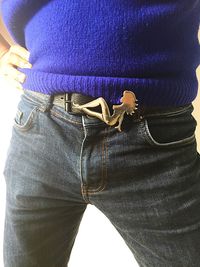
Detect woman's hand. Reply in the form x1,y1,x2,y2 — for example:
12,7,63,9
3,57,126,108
0,44,32,91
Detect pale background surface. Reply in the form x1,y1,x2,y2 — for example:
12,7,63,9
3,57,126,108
0,28,199,267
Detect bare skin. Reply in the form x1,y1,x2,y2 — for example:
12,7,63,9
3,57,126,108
0,14,32,90
0,43,32,91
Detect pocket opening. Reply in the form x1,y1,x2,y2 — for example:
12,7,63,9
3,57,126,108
13,100,39,132
143,110,197,147
142,103,193,119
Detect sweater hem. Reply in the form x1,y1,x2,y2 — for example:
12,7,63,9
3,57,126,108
20,68,198,107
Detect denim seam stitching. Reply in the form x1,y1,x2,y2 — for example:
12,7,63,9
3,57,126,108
13,106,39,132
142,104,193,118
22,94,45,109
50,110,83,125
86,126,108,193
80,118,91,203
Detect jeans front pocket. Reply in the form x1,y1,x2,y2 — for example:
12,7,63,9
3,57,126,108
13,93,41,132
142,104,197,147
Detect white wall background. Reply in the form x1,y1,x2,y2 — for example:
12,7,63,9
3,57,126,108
0,74,200,267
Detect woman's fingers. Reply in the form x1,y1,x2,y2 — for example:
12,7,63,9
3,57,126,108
0,44,32,69
0,57,28,83
0,49,9,60
3,64,26,83
9,44,30,61
3,74,24,91
7,52,32,68
0,44,32,91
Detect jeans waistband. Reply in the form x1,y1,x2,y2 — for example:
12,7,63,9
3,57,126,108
22,88,193,118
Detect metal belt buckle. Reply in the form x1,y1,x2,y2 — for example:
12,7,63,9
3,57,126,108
72,90,138,132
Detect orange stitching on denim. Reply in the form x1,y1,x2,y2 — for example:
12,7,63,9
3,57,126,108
81,184,91,204
80,122,91,203
22,94,48,111
50,110,83,125
85,127,108,193
13,106,39,132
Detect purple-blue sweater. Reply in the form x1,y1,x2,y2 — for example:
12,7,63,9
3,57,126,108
1,0,200,106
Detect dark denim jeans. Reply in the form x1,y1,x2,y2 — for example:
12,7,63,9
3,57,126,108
3,89,200,267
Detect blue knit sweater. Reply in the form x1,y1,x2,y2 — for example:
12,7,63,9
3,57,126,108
1,0,200,106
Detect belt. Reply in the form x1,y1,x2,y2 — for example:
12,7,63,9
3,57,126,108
52,92,111,114
24,89,191,132
52,90,139,132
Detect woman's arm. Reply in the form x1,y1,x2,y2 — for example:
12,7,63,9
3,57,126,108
0,11,15,58
0,11,15,46
0,33,10,58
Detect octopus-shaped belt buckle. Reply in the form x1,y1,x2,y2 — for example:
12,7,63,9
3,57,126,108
72,90,139,132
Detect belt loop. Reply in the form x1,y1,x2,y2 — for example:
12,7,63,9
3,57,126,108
64,93,72,112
